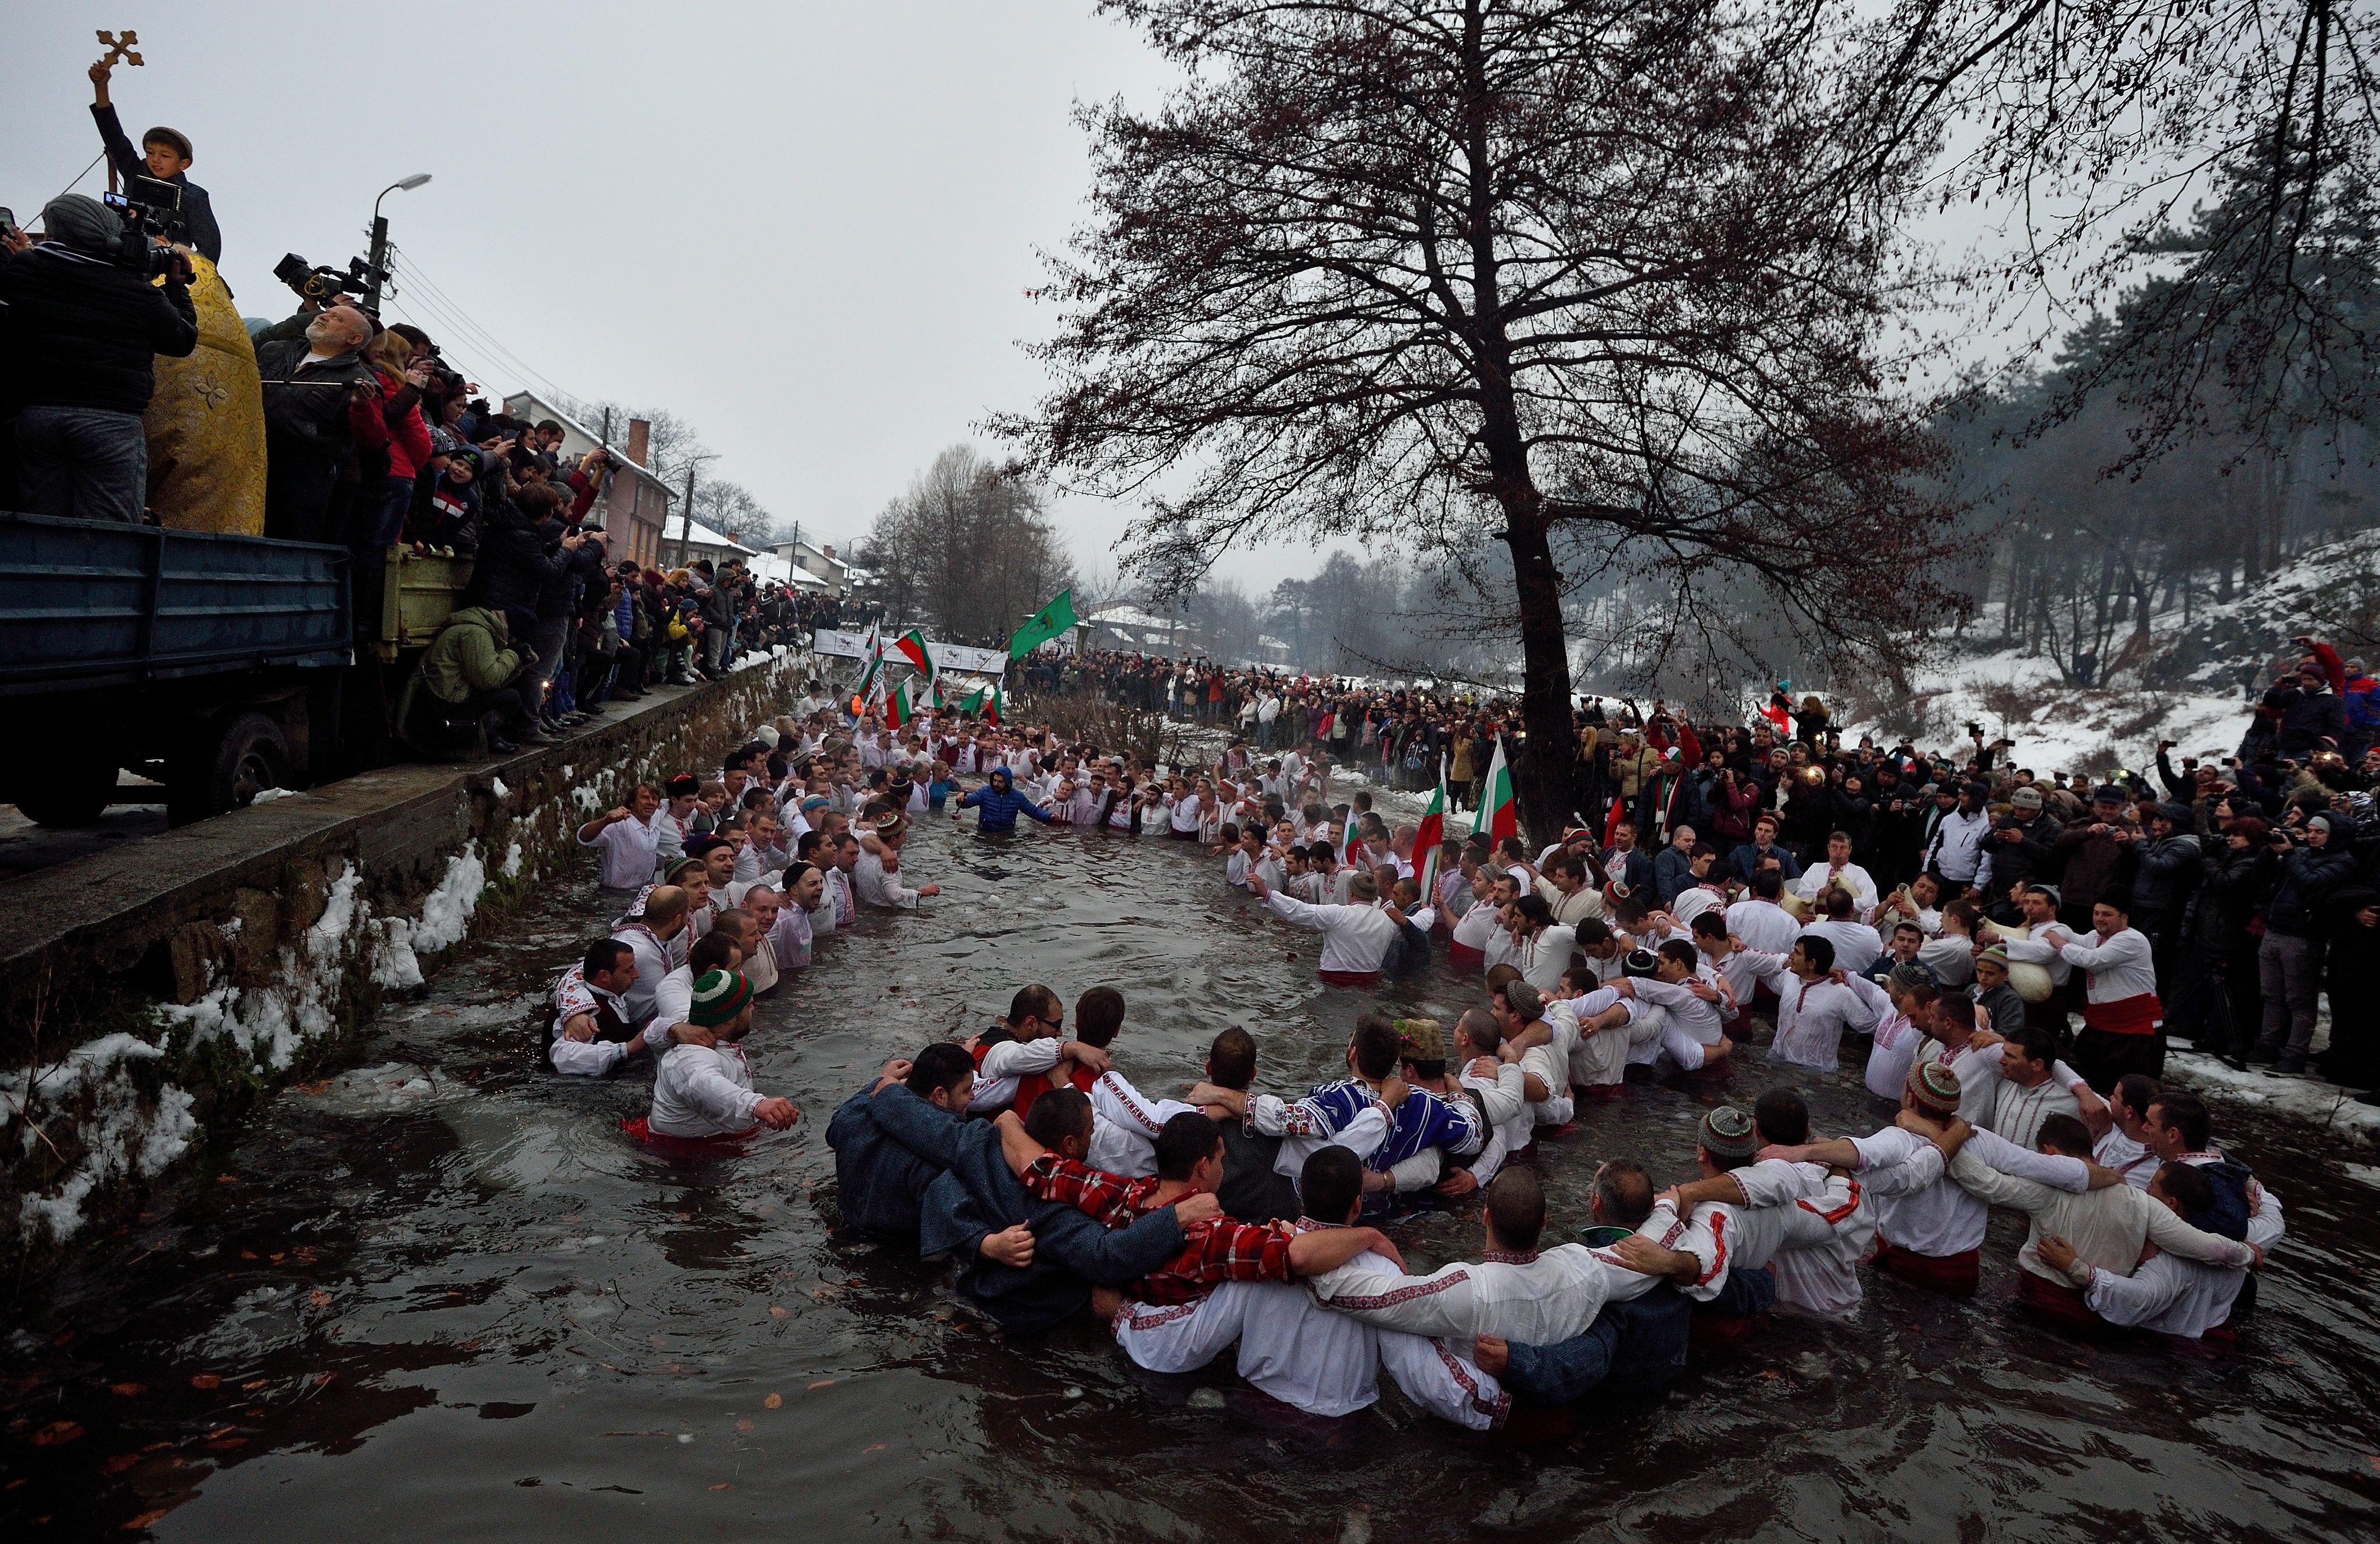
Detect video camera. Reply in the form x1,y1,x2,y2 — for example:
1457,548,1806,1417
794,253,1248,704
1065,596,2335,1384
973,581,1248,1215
273,251,379,306
100,175,194,281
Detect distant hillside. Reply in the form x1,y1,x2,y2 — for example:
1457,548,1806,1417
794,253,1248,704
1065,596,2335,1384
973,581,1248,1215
1834,528,2380,778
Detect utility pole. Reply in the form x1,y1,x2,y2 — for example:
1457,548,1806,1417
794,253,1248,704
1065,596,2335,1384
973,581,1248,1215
678,461,696,569
363,174,431,313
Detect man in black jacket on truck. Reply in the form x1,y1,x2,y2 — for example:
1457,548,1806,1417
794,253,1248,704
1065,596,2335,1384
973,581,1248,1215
0,195,196,523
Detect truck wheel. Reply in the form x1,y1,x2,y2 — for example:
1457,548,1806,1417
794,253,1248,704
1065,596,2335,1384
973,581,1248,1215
169,712,291,826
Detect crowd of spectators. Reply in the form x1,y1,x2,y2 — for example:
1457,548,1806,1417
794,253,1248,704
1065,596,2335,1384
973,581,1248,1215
0,64,848,765
1042,640,2380,1102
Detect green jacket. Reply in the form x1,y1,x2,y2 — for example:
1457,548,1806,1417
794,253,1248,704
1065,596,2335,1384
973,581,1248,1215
421,607,522,704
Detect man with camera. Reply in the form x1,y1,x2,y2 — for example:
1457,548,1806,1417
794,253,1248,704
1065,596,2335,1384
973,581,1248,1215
0,193,197,523
89,60,221,264
252,300,383,543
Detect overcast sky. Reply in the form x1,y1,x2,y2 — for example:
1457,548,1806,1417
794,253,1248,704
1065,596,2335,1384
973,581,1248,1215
12,3,2098,600
8,2,1372,589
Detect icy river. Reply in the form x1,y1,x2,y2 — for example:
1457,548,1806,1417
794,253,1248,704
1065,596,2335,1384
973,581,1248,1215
4,817,2378,1541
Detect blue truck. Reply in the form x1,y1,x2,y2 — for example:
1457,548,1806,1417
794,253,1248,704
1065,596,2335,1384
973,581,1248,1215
0,512,358,827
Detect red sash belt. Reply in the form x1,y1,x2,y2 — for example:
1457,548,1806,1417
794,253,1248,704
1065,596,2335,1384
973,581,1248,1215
2082,992,2163,1036
621,1116,759,1154
1318,969,1382,987
1873,1241,1980,1298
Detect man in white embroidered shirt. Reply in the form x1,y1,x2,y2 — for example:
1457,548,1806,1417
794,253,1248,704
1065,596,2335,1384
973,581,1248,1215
644,970,800,1141
1305,1167,1633,1345
1249,865,1398,986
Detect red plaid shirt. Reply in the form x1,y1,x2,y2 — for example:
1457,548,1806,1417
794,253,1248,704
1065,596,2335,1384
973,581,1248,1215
1023,1153,1293,1305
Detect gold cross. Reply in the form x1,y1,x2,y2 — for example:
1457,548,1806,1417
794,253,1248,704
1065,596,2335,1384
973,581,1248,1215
96,29,144,68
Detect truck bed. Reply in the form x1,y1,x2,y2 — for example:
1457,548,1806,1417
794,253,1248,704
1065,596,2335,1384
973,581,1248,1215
0,512,350,696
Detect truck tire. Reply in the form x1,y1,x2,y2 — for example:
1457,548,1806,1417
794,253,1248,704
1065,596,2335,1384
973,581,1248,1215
168,712,292,827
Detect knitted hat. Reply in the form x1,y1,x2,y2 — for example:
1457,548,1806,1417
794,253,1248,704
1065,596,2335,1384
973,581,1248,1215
1908,1061,1962,1118
1700,1105,1759,1159
754,724,781,748
689,968,752,1026
1977,944,2012,967
1886,961,1937,993
2010,787,2044,810
1395,1018,1445,1062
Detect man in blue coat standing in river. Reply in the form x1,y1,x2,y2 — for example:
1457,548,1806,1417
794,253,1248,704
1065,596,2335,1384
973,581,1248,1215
953,766,1058,832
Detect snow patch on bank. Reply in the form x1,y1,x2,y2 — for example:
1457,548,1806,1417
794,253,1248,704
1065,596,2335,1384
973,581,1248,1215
371,848,486,990
2166,1051,2380,1141
3,1035,197,1242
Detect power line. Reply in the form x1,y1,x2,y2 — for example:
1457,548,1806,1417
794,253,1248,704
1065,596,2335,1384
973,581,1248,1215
381,243,577,406
380,252,560,400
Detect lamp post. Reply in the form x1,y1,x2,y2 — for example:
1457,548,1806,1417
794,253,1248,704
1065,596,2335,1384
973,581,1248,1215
363,173,432,313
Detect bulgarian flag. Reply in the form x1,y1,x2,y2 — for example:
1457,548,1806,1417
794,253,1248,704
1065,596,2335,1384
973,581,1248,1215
1475,734,1517,844
855,622,887,701
886,677,915,731
1342,810,1367,870
1414,757,1448,897
959,679,1003,723
894,627,938,684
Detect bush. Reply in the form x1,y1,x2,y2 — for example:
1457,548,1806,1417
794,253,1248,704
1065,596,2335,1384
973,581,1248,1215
1031,690,1190,768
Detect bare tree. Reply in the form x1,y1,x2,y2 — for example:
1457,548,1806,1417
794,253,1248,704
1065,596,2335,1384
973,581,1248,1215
997,0,1967,841
1863,0,2380,462
859,446,1078,648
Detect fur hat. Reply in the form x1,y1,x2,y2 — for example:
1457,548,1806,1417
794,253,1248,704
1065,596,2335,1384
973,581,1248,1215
1699,1105,1759,1159
1908,1061,1962,1118
689,968,752,1026
1395,1018,1445,1063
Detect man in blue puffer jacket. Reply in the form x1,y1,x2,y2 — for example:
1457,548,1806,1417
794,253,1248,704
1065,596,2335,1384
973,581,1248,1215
954,766,1057,832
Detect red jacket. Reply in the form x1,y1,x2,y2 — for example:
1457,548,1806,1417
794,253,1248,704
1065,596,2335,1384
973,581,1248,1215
374,371,431,480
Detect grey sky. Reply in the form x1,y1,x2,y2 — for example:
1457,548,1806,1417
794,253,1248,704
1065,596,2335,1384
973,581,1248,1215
7,2,1364,591
11,3,2099,602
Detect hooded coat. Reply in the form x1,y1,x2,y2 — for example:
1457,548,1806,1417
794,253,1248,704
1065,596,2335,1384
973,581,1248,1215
421,606,524,703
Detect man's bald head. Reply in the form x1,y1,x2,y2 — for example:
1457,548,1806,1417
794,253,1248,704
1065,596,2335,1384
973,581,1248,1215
318,304,372,350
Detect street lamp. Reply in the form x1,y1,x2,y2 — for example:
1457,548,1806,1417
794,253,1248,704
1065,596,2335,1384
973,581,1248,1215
363,173,432,312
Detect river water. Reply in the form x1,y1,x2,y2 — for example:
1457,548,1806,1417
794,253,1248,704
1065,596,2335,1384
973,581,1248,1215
5,816,2379,1541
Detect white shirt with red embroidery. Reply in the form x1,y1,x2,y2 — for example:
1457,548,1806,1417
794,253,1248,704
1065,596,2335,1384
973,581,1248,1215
1306,1241,1615,1344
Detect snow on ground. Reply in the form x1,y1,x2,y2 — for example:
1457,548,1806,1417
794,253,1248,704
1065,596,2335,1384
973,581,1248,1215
1837,529,2380,772
1861,643,2252,779
2164,1050,2380,1144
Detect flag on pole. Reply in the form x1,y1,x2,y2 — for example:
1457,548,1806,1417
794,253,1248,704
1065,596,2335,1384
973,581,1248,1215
886,678,914,731
1475,734,1518,845
1342,810,1367,871
1414,757,1448,897
1008,588,1077,660
894,628,938,684
855,622,887,700
958,679,1004,723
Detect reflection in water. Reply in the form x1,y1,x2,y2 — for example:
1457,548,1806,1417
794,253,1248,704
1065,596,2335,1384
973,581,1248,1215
4,820,2378,1541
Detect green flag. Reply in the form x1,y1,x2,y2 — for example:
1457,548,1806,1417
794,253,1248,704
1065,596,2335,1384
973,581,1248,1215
1008,588,1077,660
959,679,1004,723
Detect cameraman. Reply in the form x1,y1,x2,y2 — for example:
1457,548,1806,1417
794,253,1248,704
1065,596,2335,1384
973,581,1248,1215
252,300,383,543
0,194,196,522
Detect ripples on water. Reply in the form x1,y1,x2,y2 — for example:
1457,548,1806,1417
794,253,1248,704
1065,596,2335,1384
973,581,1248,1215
4,821,2378,1541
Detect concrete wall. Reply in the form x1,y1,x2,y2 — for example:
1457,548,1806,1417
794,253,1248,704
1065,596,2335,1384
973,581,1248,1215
0,648,812,1279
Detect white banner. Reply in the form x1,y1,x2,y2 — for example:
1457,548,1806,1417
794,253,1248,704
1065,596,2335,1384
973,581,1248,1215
810,629,1008,678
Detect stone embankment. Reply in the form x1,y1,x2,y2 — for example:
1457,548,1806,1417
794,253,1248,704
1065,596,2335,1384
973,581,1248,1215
0,648,811,1280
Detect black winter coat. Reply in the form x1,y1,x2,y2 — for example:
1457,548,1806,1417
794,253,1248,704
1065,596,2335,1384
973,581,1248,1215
463,500,567,617
0,245,196,413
